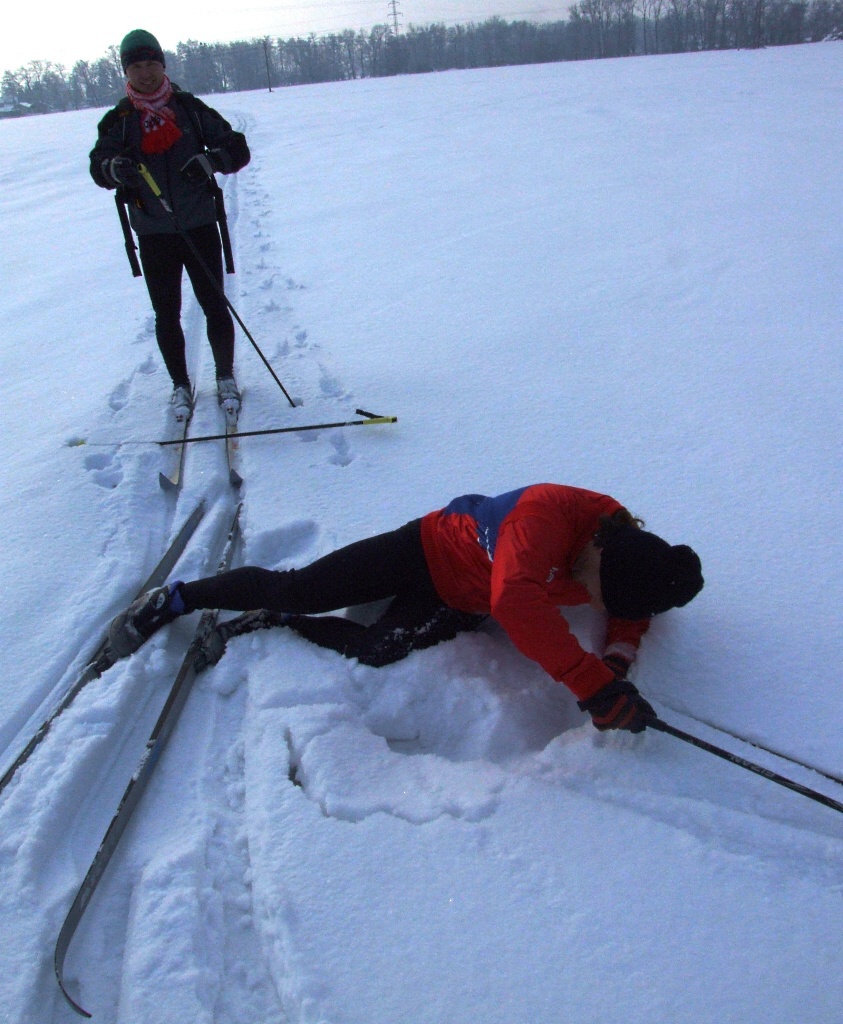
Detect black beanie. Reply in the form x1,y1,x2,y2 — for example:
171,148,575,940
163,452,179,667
599,525,703,620
120,29,166,72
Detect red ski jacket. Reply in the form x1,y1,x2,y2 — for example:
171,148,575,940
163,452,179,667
420,484,650,700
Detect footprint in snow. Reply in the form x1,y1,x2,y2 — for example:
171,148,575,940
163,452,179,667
319,365,346,399
84,450,123,489
328,433,354,467
108,355,157,411
108,380,130,412
134,315,155,344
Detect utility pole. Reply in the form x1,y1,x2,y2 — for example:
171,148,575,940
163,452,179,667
262,37,273,92
388,0,402,34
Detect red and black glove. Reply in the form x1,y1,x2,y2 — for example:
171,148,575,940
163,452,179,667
577,679,656,733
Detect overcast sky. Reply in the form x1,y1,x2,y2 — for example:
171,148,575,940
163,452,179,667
3,1,568,74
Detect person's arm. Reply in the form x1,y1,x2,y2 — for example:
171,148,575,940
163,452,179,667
192,99,250,174
491,509,655,732
89,106,146,190
490,511,615,700
602,616,650,680
584,618,654,733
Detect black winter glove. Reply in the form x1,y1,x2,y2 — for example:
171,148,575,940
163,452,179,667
103,155,142,188
181,150,226,183
577,679,656,734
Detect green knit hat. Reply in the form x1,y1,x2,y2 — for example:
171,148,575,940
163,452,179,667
120,29,166,72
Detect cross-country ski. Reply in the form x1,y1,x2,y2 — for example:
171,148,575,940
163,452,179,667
55,504,242,1018
158,404,193,491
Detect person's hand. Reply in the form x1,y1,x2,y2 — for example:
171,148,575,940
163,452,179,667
104,155,142,188
181,152,218,183
578,678,655,733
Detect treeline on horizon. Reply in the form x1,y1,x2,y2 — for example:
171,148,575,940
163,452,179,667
3,0,842,116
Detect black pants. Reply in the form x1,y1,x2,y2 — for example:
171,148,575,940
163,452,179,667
138,223,235,388
179,520,485,667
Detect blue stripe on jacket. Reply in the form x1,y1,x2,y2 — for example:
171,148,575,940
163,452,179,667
441,487,529,561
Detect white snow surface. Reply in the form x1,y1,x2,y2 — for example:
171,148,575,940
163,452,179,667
1,43,842,1024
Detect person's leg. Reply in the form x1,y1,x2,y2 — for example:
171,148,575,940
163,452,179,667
179,519,431,615
182,224,235,380
289,592,485,666
113,516,432,660
200,586,485,669
138,232,191,388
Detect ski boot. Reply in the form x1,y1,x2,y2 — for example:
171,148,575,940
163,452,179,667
216,376,241,421
107,583,185,660
171,385,194,424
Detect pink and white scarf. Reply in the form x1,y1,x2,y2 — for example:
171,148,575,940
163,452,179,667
126,76,183,154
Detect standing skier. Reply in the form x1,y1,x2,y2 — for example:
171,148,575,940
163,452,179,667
89,29,250,423
110,484,704,733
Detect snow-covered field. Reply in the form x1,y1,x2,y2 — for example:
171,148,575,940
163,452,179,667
0,42,841,1024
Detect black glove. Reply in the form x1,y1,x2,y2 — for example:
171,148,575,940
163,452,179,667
577,678,656,733
181,151,222,183
103,155,142,188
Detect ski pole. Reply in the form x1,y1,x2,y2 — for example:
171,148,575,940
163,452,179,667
653,705,843,788
136,163,296,408
158,414,397,446
69,411,397,449
649,718,843,816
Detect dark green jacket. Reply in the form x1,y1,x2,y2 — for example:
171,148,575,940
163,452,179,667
89,86,250,234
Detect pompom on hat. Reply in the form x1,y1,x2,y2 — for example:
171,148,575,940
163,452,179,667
599,525,703,620
120,29,166,72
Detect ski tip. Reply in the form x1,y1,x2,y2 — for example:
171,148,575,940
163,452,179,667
55,951,93,1018
57,979,92,1019
229,468,244,489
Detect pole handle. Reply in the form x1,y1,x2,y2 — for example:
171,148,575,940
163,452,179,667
137,163,162,198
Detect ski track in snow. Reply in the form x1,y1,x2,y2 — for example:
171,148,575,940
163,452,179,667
43,111,294,1024
1,45,842,1024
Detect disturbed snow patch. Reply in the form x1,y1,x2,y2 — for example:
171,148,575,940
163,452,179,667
237,611,592,828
